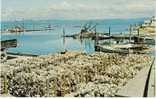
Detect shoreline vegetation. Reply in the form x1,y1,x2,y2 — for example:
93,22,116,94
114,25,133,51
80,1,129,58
1,51,154,96
0,16,156,97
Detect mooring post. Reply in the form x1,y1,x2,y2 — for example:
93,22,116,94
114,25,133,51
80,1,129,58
109,26,111,36
63,28,66,52
63,28,65,37
137,28,140,36
129,25,132,43
137,28,140,43
94,25,99,51
95,26,98,44
22,18,25,32
108,26,111,46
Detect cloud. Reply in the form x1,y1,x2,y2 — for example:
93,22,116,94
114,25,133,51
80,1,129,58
2,0,156,21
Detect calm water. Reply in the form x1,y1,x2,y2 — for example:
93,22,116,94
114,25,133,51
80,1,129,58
1,19,146,55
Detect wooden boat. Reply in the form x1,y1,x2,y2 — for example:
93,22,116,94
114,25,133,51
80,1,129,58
92,35,112,40
95,45,129,54
1,39,17,49
95,44,149,54
144,37,155,45
0,39,18,61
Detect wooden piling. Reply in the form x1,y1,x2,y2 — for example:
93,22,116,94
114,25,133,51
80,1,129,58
137,28,140,36
62,28,66,52
109,26,111,36
129,25,132,43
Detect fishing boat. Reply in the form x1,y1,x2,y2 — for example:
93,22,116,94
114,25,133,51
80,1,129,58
95,45,129,54
1,39,17,49
92,35,112,40
0,39,18,61
95,44,149,54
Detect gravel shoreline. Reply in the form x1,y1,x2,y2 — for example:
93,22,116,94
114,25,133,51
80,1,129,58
0,51,154,97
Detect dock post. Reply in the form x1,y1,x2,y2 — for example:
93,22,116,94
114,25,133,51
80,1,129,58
137,28,140,36
22,18,25,32
137,28,140,43
109,26,111,36
95,26,98,43
63,28,66,52
63,28,65,37
94,26,99,51
129,25,132,43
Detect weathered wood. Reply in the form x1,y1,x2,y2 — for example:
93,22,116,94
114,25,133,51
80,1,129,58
95,43,149,54
95,45,129,54
108,26,111,36
7,52,38,57
1,39,17,49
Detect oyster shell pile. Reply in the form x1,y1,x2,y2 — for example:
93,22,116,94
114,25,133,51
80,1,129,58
0,51,153,97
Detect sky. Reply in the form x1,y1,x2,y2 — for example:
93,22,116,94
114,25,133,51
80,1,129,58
1,0,156,21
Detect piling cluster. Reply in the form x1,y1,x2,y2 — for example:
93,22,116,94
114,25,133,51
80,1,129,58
0,51,153,97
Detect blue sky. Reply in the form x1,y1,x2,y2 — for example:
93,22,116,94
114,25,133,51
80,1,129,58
1,0,156,21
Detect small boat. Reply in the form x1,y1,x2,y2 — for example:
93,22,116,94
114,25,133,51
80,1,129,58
95,44,149,54
95,45,129,54
1,39,17,49
144,37,155,45
92,35,112,40
0,39,18,62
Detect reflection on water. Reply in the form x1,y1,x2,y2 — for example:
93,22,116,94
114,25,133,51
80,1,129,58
1,31,155,56
2,18,153,55
1,31,95,55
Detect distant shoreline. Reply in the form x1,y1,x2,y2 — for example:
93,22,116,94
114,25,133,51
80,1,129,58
1,17,148,23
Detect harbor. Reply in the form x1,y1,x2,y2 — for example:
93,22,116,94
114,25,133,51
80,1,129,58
1,16,155,97
0,0,156,97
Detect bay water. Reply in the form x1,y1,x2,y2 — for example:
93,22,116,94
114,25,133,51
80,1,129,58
1,18,146,55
